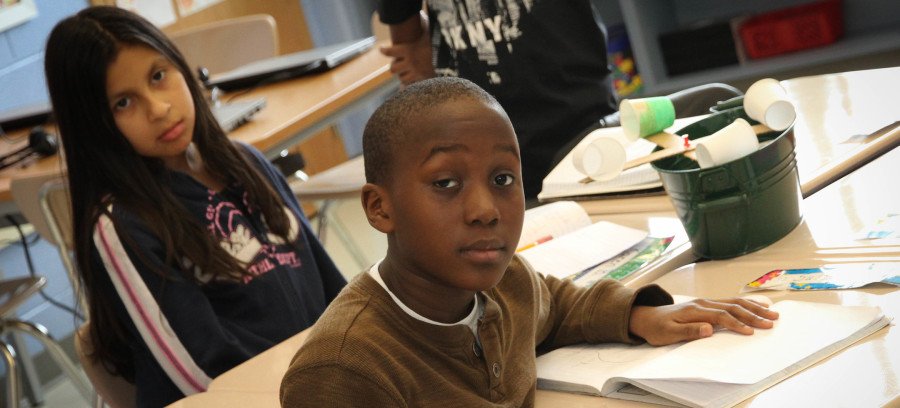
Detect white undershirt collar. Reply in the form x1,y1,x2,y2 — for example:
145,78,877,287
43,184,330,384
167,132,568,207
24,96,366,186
368,260,482,336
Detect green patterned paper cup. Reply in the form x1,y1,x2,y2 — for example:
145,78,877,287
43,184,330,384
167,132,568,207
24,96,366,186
620,97,676,141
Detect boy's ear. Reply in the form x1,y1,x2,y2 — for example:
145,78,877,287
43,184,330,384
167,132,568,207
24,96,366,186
361,183,394,233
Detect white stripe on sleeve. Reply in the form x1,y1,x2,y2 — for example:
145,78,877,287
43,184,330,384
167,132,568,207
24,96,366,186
93,212,212,395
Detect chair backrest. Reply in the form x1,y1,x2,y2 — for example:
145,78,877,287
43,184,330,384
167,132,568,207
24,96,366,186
0,276,46,317
10,173,67,248
9,172,86,315
169,14,279,76
76,322,137,408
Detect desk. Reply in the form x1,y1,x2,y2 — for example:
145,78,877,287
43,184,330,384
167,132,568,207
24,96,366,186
222,45,397,158
536,147,900,406
579,66,900,286
0,44,397,214
785,66,900,197
163,329,309,407
166,391,281,407
207,329,309,393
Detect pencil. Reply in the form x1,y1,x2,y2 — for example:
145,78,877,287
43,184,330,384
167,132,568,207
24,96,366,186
516,235,553,252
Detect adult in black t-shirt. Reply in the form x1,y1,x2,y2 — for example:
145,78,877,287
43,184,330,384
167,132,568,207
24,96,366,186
378,0,618,198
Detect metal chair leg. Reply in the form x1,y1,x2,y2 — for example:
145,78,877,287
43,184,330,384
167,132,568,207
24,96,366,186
0,339,19,408
316,200,334,241
8,332,43,406
5,319,94,403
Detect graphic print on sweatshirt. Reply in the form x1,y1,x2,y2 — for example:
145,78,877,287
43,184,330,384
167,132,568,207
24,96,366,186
203,189,302,284
430,0,534,84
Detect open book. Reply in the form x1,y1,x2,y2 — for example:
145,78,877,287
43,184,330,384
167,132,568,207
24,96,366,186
536,298,890,408
517,201,647,280
538,116,705,203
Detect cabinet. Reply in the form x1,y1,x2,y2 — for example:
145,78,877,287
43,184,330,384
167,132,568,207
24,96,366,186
618,0,900,94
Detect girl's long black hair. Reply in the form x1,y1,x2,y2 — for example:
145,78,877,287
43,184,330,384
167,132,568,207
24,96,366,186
44,6,294,380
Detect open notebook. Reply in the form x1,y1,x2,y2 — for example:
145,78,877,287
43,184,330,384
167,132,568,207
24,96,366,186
517,201,648,280
536,297,890,408
205,36,376,92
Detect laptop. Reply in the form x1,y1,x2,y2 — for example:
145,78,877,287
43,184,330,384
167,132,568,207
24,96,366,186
205,36,376,92
0,99,264,133
0,101,53,130
211,97,267,132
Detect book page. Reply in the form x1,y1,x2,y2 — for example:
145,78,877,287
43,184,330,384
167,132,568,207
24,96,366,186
519,221,647,279
621,300,885,384
536,342,677,393
535,294,704,394
615,377,745,408
519,201,592,248
538,300,888,408
603,383,684,407
623,312,889,408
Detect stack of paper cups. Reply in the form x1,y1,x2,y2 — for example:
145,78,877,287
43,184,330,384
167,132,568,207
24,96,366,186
619,97,676,141
694,118,759,168
572,136,627,181
744,78,796,131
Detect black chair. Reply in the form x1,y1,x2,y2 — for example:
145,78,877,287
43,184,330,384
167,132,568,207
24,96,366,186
599,83,743,128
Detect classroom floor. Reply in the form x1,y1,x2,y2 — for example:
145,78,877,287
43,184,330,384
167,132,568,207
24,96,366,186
33,196,384,407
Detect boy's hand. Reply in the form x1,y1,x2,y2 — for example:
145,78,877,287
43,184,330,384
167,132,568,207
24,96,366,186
628,298,779,346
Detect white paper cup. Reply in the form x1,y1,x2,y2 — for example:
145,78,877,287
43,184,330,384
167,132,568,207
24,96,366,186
744,78,796,131
572,136,627,181
694,118,760,168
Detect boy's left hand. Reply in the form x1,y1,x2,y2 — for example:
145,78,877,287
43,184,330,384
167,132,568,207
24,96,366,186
629,298,779,346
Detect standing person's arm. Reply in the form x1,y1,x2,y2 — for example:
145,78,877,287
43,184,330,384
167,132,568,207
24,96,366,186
378,8,435,85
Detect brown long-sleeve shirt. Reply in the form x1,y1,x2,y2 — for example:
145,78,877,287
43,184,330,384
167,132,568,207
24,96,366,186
280,256,672,407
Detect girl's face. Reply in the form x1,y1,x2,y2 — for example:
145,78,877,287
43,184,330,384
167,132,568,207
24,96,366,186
106,44,195,170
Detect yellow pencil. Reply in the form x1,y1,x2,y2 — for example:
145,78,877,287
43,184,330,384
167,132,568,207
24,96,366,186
516,235,553,252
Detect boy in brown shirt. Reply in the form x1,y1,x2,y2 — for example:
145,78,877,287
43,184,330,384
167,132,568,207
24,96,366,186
280,77,777,407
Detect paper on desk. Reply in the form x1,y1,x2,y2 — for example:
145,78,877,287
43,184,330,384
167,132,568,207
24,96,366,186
854,213,899,240
519,221,647,279
743,262,900,291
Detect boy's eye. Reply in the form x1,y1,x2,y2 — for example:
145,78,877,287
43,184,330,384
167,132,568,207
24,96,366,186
113,97,131,111
494,173,515,186
434,179,459,189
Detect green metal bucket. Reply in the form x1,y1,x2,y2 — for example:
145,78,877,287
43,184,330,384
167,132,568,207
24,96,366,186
651,104,802,259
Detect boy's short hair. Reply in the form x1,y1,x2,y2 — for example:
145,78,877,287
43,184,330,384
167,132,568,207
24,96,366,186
362,77,505,184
